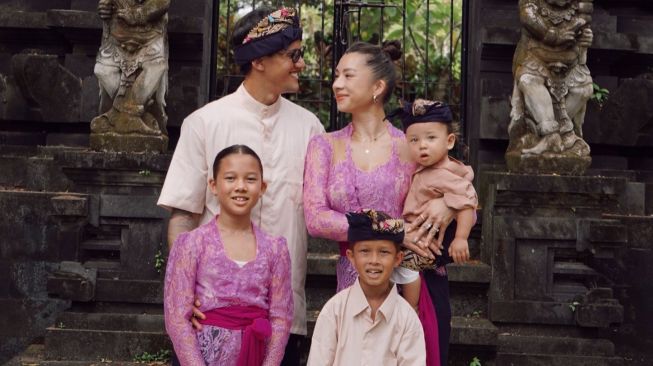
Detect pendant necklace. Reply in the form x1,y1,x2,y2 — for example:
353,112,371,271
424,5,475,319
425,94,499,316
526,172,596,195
353,124,388,154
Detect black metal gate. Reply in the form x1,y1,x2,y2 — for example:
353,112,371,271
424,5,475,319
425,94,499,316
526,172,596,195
204,0,466,133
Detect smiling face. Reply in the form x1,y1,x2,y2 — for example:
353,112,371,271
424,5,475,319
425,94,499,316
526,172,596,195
405,121,455,167
332,52,386,114
209,153,266,219
347,240,403,289
259,39,305,94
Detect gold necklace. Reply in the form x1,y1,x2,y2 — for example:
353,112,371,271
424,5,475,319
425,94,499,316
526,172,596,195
352,125,388,154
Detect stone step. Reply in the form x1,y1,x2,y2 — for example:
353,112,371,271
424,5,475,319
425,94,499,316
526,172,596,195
7,344,171,365
81,239,122,252
44,326,171,361
54,312,165,332
48,277,163,304
498,334,616,357
495,352,624,366
553,261,598,277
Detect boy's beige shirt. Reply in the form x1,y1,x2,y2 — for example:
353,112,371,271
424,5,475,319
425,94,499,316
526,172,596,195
308,279,426,366
158,84,325,335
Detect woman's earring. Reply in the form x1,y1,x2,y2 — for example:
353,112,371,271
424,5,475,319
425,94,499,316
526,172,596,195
373,94,378,104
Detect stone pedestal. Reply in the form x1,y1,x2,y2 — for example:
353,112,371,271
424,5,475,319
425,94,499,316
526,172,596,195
505,151,592,175
480,171,637,328
89,132,168,153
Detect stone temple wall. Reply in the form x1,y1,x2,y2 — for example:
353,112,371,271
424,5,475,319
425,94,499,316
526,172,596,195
466,1,653,363
466,0,653,181
0,0,205,362
0,0,204,149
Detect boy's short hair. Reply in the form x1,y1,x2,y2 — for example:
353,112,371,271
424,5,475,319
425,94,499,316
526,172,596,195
346,209,404,247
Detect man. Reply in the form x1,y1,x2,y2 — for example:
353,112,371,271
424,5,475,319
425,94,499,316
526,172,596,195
158,7,325,365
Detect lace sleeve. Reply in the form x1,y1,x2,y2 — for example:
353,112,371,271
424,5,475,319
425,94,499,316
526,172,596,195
303,134,348,242
163,232,205,365
262,237,294,366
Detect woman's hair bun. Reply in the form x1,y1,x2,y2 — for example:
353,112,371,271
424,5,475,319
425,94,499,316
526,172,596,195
382,40,402,62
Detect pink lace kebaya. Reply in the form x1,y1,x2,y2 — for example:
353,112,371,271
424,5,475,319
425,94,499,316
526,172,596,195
164,220,293,366
303,123,415,291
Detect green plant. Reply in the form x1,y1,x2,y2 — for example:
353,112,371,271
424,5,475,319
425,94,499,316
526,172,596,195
470,356,482,366
138,169,151,177
569,301,581,312
57,322,65,329
154,249,166,273
591,82,609,107
133,349,171,363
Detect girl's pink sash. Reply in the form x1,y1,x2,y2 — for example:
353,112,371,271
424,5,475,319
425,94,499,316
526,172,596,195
200,305,271,366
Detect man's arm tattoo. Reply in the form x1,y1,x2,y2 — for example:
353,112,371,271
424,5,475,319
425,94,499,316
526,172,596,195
167,208,200,248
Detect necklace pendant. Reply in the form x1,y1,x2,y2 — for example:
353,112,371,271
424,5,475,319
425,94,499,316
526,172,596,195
365,149,370,154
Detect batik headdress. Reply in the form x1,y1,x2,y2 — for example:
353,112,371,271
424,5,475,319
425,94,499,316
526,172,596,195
389,98,453,132
347,209,404,244
233,8,302,65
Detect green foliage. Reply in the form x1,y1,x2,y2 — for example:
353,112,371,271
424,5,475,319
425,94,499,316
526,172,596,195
469,356,482,366
133,349,172,363
569,301,581,312
154,249,166,273
591,82,609,107
138,169,151,177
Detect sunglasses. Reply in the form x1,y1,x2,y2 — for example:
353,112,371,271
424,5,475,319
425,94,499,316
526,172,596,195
284,47,305,63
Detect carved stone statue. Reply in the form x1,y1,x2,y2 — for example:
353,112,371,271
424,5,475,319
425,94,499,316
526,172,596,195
90,0,169,152
506,0,594,174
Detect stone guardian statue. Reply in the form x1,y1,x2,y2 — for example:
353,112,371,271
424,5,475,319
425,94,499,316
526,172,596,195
506,0,594,174
90,0,169,152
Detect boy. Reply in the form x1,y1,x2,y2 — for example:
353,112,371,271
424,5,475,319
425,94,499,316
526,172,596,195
307,209,426,366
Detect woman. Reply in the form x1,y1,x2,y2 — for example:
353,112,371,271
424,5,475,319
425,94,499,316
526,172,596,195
303,41,455,365
303,41,453,289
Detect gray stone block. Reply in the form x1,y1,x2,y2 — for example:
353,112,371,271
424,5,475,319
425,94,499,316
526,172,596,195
167,66,201,128
449,316,498,346
44,327,171,361
496,353,624,366
0,9,47,28
0,72,29,120
63,54,95,79
99,194,167,219
121,221,165,280
599,77,653,146
46,9,102,30
94,278,163,304
169,0,205,17
46,133,89,147
479,96,510,140
12,53,82,123
617,15,653,36
81,75,99,122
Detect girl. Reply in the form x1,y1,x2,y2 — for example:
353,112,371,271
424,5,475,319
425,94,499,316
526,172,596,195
164,145,293,366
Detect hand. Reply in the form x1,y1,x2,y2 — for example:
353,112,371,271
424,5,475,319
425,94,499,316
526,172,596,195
406,199,455,252
190,298,205,331
402,234,436,259
98,0,113,20
578,28,593,47
449,237,470,264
